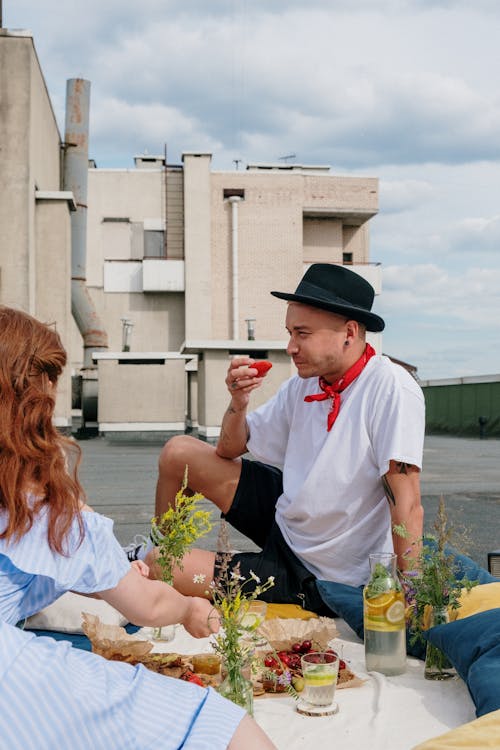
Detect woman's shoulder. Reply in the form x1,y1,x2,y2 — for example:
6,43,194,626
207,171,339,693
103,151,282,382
0,507,126,584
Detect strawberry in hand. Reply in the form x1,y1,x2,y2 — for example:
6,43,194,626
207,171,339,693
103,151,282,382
252,360,272,378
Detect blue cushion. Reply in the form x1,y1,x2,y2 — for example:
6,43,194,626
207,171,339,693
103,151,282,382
315,580,364,638
424,608,500,717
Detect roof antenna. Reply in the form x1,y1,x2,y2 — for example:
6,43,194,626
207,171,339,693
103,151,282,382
233,159,242,170
278,154,296,163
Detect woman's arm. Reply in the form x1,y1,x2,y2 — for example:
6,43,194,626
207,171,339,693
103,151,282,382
99,568,218,639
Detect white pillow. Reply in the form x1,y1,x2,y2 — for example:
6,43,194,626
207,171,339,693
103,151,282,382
25,591,128,633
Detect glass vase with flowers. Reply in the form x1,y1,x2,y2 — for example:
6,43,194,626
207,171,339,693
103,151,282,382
400,496,476,680
209,537,275,714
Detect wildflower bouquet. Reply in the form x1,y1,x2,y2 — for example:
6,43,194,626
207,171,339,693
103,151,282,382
151,466,213,586
210,543,274,712
400,496,476,678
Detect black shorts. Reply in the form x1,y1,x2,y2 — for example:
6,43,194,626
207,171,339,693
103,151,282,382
217,458,330,615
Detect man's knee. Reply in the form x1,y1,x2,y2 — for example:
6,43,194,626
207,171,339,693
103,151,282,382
158,435,213,476
158,435,196,469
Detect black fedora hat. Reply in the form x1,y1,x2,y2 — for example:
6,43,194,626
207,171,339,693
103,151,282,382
271,263,385,332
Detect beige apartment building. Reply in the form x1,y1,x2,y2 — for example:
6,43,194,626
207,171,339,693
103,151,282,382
84,154,381,436
0,29,381,437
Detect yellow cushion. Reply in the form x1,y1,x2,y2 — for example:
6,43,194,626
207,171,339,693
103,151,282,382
456,582,500,621
265,603,318,620
412,709,500,749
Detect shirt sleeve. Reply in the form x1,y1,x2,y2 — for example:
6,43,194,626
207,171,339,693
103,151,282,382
1,510,131,595
246,377,296,468
369,373,425,477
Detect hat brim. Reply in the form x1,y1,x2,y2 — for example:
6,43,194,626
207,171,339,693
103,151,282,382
270,291,385,332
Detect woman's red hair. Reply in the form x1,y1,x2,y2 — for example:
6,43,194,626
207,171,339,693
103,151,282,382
0,306,84,553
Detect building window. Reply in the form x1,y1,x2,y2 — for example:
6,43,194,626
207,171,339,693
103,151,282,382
343,252,353,265
144,230,165,258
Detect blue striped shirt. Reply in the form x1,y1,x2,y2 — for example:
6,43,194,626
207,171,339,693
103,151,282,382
0,622,245,749
0,509,245,748
0,508,130,624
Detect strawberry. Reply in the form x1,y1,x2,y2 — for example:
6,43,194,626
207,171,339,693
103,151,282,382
252,360,272,377
181,670,204,687
187,674,205,686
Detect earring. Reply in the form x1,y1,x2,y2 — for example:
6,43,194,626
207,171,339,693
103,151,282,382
344,340,349,346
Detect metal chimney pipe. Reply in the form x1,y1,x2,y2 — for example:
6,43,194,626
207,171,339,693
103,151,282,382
63,78,108,368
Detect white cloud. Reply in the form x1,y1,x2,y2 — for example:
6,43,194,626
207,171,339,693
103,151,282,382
377,264,500,378
379,179,436,214
7,0,500,378
12,1,500,169
381,264,500,322
89,98,222,165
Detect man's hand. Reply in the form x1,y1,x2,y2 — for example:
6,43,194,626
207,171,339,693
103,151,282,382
217,357,271,458
225,356,270,403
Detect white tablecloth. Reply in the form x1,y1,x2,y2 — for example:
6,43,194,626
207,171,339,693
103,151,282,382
139,619,476,750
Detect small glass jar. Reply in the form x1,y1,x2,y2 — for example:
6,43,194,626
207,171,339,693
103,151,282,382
192,653,221,676
424,606,456,680
151,624,176,642
218,666,254,715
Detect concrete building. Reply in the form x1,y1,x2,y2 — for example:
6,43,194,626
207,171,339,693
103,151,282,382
0,29,74,429
0,29,382,438
83,154,381,436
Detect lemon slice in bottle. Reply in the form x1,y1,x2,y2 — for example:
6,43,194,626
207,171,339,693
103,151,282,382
363,591,395,611
386,600,405,623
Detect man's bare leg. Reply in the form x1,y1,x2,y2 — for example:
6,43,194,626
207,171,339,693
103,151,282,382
146,547,218,598
147,435,244,592
155,434,242,516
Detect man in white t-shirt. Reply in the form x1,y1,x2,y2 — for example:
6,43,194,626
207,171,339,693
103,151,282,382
134,264,425,613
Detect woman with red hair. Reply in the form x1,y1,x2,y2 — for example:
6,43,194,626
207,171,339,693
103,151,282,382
0,306,275,750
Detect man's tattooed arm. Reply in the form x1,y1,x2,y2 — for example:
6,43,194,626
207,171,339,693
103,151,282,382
215,404,249,459
383,462,411,506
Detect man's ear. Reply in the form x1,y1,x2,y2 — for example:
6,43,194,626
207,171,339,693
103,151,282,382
345,319,360,343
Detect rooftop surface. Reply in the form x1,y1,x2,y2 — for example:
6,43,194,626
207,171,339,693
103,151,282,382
78,433,500,571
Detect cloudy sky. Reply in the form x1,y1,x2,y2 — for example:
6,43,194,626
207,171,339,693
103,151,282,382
7,0,500,380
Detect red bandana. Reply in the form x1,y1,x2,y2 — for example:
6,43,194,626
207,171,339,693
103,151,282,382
304,343,376,431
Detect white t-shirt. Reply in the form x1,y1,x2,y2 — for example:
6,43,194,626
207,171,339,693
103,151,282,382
246,355,425,587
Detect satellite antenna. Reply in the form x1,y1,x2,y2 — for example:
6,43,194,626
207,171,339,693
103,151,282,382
278,154,296,163
233,159,242,171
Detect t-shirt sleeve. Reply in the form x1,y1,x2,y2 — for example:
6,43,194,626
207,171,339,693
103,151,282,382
70,512,132,593
370,375,425,477
1,510,131,595
246,379,294,468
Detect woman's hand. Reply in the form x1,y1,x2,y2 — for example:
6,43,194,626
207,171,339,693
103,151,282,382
181,596,220,639
130,559,150,578
100,570,219,638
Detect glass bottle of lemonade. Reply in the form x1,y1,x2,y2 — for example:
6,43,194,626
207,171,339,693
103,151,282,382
363,552,406,676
